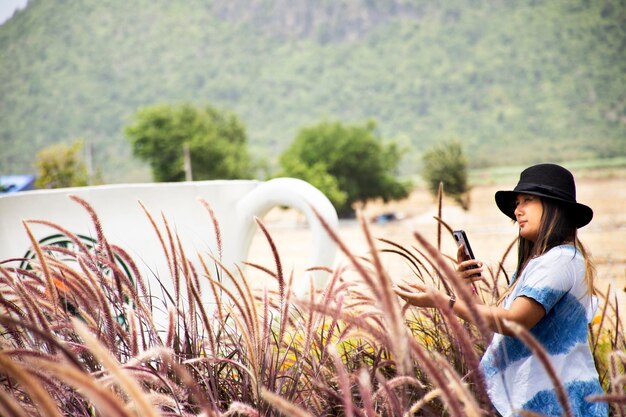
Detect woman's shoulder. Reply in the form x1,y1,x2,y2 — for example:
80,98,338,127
536,244,582,265
524,245,583,280
520,245,582,285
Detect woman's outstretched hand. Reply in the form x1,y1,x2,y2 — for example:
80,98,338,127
393,281,440,308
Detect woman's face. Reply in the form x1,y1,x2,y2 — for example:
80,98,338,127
514,193,543,242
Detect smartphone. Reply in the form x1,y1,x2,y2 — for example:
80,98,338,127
453,230,480,280
453,230,475,261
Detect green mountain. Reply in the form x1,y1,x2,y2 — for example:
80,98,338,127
1,0,624,182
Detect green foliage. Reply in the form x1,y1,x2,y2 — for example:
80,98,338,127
279,120,410,216
278,157,348,210
34,140,88,189
0,0,625,181
422,140,470,209
124,103,252,182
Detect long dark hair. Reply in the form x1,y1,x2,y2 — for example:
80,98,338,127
499,197,596,303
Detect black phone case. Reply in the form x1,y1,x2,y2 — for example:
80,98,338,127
453,230,475,260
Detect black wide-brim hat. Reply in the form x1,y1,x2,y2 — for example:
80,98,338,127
495,163,593,228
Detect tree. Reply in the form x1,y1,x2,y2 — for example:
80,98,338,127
35,140,88,189
421,140,470,210
125,104,252,182
279,120,411,217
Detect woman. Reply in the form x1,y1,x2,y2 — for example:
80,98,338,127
395,164,607,417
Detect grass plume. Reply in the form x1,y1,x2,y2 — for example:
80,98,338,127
0,193,623,416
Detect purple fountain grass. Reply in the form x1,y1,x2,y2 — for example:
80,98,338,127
161,354,222,416
73,258,123,356
139,201,175,278
301,274,318,362
31,357,136,417
437,181,444,251
593,284,613,356
254,216,285,302
494,237,517,287
198,198,223,263
127,309,139,357
372,374,426,404
68,196,122,299
72,317,163,417
249,216,304,381
281,269,296,330
312,206,412,384
0,315,86,368
223,402,260,417
2,192,625,416
301,291,465,415
607,353,626,417
39,253,101,305
19,221,147,354
67,196,114,263
428,286,491,409
310,208,381,297
403,239,455,296
24,219,98,270
357,211,411,377
406,335,467,416
413,231,492,344
22,221,60,314
232,264,263,342
375,371,404,416
110,244,150,305
208,256,260,353
430,351,483,417
378,237,427,280
12,278,54,341
328,344,355,417
185,263,218,358
0,389,30,417
176,233,199,334
260,388,316,417
161,212,182,307
197,253,226,326
0,351,63,417
203,278,260,379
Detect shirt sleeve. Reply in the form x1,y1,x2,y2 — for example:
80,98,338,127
514,249,577,314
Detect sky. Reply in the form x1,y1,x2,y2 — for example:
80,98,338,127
0,0,28,25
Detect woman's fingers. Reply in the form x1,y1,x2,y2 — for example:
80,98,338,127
393,286,416,302
393,287,435,308
458,260,483,279
456,244,466,263
458,258,481,271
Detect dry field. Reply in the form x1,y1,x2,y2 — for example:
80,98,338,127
248,175,626,306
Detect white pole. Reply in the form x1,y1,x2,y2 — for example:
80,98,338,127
86,140,94,185
183,143,193,181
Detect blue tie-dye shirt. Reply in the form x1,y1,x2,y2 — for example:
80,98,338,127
480,245,607,417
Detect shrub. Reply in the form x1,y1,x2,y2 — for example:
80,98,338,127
34,139,89,189
125,103,252,182
422,140,470,210
279,120,411,217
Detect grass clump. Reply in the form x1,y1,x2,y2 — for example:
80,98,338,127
0,195,624,416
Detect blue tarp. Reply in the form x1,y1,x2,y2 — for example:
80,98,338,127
0,175,36,194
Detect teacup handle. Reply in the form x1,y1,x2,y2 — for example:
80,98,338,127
232,177,338,294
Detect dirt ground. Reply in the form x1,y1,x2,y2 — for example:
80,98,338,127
247,176,626,306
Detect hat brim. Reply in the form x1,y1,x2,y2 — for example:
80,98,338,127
495,190,593,228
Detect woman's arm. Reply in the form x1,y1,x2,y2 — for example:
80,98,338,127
452,295,545,335
394,285,546,336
